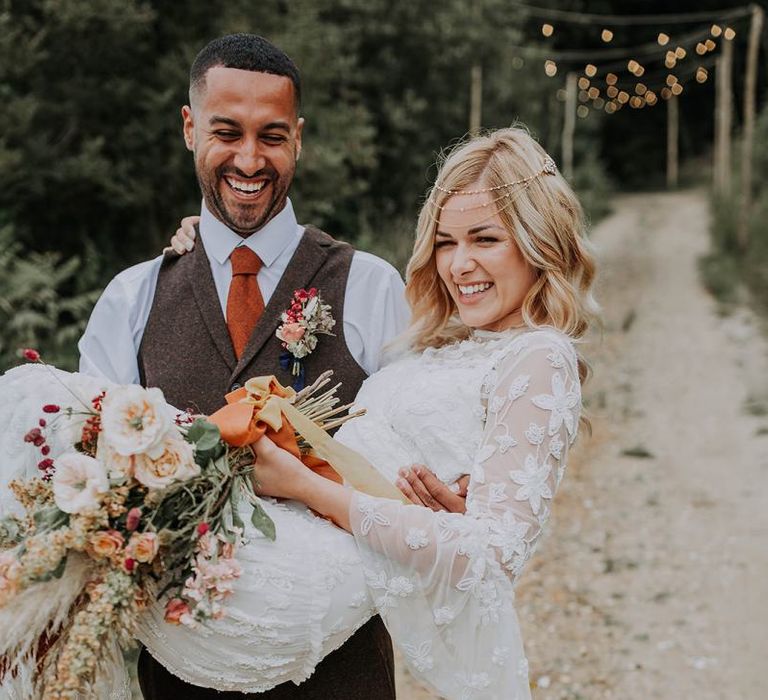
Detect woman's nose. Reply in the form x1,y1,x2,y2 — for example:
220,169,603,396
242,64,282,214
450,244,476,276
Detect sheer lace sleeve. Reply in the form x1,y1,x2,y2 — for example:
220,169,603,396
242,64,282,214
349,333,581,700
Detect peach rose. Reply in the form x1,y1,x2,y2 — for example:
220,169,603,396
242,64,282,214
277,322,305,344
164,598,191,625
88,529,125,559
133,432,199,490
127,532,159,563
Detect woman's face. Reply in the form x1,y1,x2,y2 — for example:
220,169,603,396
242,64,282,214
434,187,537,332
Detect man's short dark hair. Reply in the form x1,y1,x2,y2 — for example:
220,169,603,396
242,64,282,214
189,33,301,110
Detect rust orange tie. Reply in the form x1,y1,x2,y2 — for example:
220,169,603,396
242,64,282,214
227,246,265,359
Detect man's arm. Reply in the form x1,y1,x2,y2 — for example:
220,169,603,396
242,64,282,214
78,257,163,384
343,251,410,375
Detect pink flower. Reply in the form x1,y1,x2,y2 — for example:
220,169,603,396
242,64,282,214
277,322,305,344
21,348,40,362
126,507,142,531
127,532,159,563
88,529,125,559
164,598,190,625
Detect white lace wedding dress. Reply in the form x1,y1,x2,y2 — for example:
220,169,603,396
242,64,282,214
0,327,580,700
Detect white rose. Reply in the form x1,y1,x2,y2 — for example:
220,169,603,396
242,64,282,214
53,452,109,514
101,385,172,458
96,433,134,479
133,432,200,490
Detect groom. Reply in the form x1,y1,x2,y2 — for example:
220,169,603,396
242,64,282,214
78,34,408,699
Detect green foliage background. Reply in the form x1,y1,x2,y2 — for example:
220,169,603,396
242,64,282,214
0,0,759,371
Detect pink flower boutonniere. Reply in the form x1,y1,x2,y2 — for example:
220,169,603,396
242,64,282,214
276,288,335,389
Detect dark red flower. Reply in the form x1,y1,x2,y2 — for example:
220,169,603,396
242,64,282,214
196,522,210,537
37,458,54,471
24,428,42,443
42,404,60,414
124,557,136,573
33,435,45,447
21,349,40,362
38,418,47,428
41,445,51,456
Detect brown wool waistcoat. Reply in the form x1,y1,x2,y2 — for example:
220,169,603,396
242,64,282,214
136,225,394,700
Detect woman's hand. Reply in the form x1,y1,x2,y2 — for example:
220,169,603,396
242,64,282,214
164,216,200,255
397,465,468,513
250,437,316,501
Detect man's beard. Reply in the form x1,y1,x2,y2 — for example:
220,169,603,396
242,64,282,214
198,164,292,236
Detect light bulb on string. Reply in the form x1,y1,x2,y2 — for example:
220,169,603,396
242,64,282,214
577,105,590,118
661,87,672,100
542,23,554,37
578,76,590,90
657,33,670,46
606,73,618,86
671,83,683,96
627,59,639,73
646,91,658,106
605,101,617,114
675,46,686,59
630,96,643,108
593,97,605,109
601,29,613,42
588,87,600,100
556,88,567,101
585,64,597,78
696,67,708,83
696,42,707,55
666,74,678,87
578,90,589,103
711,24,722,37
606,85,619,98
635,83,647,96
544,60,557,77
617,90,629,104
724,27,736,40
705,39,716,51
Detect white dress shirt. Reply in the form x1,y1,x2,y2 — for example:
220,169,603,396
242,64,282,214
78,199,410,383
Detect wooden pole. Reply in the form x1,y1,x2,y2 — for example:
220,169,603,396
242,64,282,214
667,95,679,188
562,72,577,180
469,64,483,135
714,36,734,196
737,4,765,249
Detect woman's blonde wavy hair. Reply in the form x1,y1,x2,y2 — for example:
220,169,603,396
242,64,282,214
404,126,599,385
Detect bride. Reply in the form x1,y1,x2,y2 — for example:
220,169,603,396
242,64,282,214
0,127,597,700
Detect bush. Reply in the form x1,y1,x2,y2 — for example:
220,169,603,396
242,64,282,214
0,225,99,372
571,152,614,225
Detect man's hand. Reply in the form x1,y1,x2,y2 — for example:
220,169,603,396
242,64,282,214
397,465,468,514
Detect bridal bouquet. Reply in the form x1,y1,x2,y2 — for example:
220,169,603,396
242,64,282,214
0,353,361,699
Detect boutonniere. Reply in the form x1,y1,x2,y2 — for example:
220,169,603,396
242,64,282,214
276,287,336,390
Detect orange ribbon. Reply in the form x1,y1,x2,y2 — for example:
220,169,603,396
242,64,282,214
208,376,342,485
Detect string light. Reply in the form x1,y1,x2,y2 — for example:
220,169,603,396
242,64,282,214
578,89,590,103
724,27,736,40
696,67,708,83
635,83,648,95
666,74,678,86
585,63,597,77
705,38,716,51
657,32,670,45
696,42,707,55
645,91,658,105
512,56,525,69
661,87,672,99
593,97,605,109
544,60,557,76
577,105,590,118
627,59,640,72
675,46,687,59
671,83,683,95
601,28,614,42
630,96,643,108
542,23,554,37
578,76,590,90
588,86,600,99
605,101,617,114
606,85,619,98
711,24,722,37
606,73,618,85
617,90,630,104
665,51,677,68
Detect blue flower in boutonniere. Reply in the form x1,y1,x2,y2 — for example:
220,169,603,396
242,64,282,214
276,288,336,390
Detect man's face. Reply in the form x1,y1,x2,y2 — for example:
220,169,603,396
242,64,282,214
182,66,304,235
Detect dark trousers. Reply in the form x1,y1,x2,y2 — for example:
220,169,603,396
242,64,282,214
138,616,395,699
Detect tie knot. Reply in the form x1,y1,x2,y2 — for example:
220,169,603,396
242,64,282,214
230,246,262,275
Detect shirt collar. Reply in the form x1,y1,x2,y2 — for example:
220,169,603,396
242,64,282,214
199,198,301,267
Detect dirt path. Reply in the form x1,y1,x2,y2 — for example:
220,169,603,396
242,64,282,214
397,190,768,699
